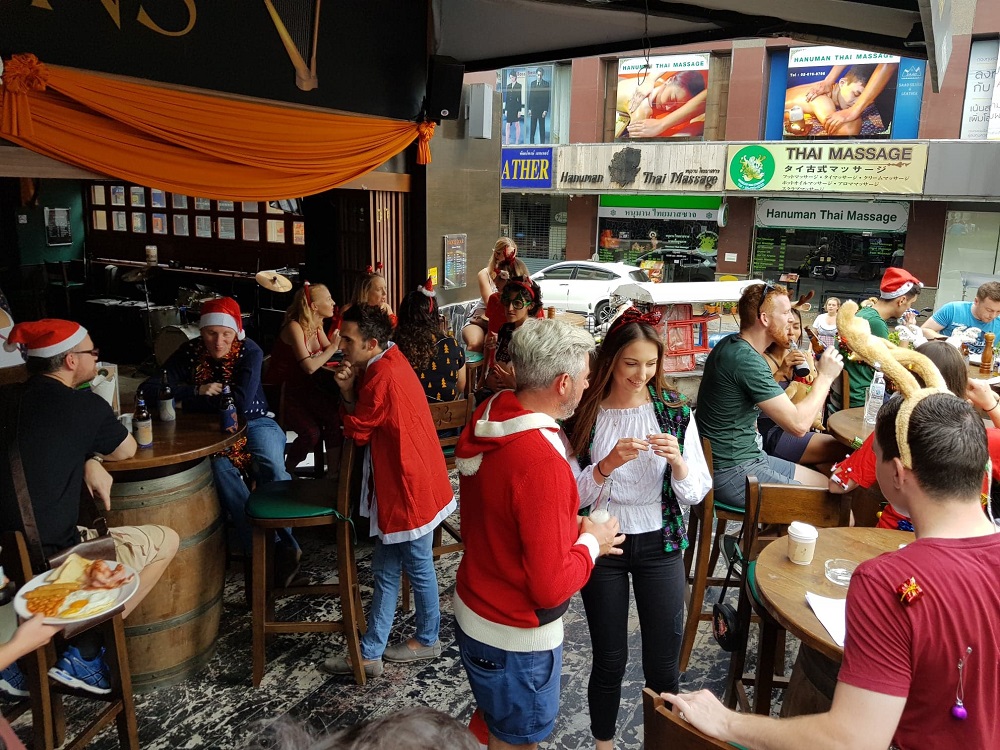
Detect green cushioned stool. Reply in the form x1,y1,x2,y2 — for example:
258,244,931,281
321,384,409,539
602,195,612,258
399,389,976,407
246,441,367,688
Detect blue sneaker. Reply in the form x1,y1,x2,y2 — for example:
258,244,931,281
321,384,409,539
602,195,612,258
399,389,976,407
0,662,28,700
48,646,111,695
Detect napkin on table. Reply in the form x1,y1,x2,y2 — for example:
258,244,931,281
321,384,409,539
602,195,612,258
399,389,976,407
805,591,846,647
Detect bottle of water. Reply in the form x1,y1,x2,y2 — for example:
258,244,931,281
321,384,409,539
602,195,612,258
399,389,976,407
864,371,885,425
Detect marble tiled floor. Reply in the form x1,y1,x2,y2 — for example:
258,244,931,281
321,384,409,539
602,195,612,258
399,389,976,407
12,493,791,749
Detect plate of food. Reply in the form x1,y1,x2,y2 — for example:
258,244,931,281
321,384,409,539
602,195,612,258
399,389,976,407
14,553,139,625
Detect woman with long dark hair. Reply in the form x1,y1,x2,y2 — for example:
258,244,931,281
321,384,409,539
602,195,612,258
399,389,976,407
393,280,466,402
565,309,711,750
478,275,542,397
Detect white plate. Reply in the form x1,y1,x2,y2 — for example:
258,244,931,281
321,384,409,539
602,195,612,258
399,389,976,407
14,561,139,625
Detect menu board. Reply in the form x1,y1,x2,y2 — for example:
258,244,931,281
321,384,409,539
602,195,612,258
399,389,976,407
752,234,788,276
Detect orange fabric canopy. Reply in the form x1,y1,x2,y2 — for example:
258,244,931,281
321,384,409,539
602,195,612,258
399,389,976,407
0,54,433,200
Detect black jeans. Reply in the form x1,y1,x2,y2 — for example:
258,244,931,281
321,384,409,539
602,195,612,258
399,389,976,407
580,529,685,742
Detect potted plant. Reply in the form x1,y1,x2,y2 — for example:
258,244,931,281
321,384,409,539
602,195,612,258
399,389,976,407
704,302,721,315
721,301,738,315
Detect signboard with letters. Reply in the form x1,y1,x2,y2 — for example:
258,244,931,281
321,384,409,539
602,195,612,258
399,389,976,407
500,147,554,190
725,143,927,194
612,54,710,141
554,143,725,193
755,199,909,232
961,39,998,140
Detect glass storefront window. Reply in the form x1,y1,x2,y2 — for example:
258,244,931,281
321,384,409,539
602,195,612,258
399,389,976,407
937,211,1000,304
500,194,568,260
597,216,718,282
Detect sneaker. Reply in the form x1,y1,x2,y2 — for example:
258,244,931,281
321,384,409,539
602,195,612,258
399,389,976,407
48,646,111,695
319,654,383,678
383,640,443,663
0,662,28,700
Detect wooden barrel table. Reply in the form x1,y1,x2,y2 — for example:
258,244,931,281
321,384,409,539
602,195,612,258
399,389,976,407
104,411,244,691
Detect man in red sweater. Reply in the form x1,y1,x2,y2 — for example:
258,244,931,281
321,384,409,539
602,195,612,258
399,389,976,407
454,319,625,749
321,304,455,678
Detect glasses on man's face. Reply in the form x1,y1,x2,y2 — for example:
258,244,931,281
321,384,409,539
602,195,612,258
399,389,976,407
70,348,100,359
755,282,777,319
502,297,527,310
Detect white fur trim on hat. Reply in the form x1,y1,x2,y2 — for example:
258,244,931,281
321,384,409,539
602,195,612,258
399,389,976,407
200,311,245,340
881,281,915,299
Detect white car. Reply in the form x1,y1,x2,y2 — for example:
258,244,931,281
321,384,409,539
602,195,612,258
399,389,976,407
531,261,649,324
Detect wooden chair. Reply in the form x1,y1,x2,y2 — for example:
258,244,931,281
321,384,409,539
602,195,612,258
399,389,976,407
724,477,851,715
246,439,367,686
401,397,475,610
642,688,733,750
679,436,744,672
43,260,85,318
0,531,139,750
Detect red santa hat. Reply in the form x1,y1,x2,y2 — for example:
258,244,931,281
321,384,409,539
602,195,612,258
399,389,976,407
199,297,245,340
3,319,87,357
418,277,435,297
880,268,923,300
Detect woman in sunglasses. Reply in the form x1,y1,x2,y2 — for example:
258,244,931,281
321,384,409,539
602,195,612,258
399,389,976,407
478,275,542,398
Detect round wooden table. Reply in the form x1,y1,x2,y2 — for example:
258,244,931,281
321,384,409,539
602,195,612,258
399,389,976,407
754,526,913,662
552,311,586,326
826,407,871,448
104,411,245,690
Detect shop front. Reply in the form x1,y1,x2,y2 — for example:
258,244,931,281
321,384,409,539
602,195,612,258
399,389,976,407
751,198,910,302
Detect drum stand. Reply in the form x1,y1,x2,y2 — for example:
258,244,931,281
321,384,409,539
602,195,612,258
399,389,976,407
131,281,161,377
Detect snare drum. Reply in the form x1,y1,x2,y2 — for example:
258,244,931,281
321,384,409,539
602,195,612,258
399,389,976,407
155,324,200,365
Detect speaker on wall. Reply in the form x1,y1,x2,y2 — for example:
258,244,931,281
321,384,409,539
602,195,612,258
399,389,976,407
426,55,464,121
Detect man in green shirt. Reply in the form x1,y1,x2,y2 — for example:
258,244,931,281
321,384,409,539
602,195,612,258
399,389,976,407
839,268,923,408
696,282,843,507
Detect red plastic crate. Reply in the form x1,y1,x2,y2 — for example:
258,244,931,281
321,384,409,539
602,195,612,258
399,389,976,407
648,304,717,372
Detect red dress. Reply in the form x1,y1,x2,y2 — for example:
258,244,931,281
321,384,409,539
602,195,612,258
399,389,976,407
265,329,343,473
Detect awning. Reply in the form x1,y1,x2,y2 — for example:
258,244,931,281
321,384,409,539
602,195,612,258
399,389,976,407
433,0,952,92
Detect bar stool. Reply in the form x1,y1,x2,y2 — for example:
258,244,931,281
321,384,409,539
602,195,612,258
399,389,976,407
0,531,139,750
43,261,85,318
678,436,745,672
246,440,367,686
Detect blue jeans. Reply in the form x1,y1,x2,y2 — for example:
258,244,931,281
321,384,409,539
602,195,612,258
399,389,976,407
713,454,798,508
211,416,297,553
361,531,440,660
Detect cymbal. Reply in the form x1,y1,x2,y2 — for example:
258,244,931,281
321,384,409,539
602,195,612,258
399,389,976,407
122,266,157,283
255,270,292,293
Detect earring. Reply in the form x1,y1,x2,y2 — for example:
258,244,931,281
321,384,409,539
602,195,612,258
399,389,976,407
952,646,972,720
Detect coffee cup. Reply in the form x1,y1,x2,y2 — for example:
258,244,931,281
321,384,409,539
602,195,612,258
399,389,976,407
786,521,818,565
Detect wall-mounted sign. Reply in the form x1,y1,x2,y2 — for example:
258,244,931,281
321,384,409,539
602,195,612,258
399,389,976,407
755,199,909,232
961,39,998,140
769,46,925,140
553,143,725,193
443,234,467,290
500,147,553,190
597,194,721,222
613,54,710,141
726,143,927,194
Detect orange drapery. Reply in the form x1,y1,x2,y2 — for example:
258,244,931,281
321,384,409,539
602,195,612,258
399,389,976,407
0,54,434,200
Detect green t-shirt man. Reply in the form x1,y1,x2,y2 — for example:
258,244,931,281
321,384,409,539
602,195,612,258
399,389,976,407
695,334,784,469
842,306,889,408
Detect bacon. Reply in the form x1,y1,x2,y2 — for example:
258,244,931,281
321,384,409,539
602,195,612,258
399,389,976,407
84,559,134,590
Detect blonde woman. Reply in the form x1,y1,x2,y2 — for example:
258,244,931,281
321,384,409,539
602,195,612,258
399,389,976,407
265,282,343,474
462,238,517,352
814,297,840,349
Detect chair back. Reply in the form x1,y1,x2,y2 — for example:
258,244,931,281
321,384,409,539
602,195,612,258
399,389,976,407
428,398,475,467
642,688,732,750
43,260,71,287
839,368,851,411
743,477,851,563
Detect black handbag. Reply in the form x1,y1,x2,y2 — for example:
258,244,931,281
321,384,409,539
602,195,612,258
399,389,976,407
711,491,761,653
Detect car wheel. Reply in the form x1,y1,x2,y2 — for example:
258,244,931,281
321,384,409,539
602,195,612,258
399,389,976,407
594,301,614,325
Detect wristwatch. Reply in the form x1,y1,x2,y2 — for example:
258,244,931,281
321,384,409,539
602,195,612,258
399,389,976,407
86,454,105,464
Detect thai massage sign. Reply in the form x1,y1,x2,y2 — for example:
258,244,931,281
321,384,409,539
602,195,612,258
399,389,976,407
725,143,927,194
555,143,726,193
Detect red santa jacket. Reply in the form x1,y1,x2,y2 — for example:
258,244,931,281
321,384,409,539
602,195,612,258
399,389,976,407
342,344,454,542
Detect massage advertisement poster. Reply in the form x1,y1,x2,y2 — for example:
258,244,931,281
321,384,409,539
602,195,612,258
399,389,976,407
778,46,925,139
613,54,709,142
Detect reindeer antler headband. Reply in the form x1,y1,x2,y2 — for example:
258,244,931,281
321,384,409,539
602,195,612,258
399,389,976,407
837,300,947,468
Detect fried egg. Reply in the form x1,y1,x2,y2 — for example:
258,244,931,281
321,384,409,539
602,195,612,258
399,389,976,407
57,588,119,619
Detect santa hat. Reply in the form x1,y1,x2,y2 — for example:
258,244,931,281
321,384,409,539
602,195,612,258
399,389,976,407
880,268,923,300
3,319,87,357
199,297,245,340
418,277,435,297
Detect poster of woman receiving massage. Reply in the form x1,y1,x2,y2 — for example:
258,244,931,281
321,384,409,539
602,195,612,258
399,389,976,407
614,54,709,141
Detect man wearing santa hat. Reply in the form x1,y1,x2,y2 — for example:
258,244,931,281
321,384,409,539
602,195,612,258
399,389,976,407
0,319,179,696
146,297,301,587
838,268,923,409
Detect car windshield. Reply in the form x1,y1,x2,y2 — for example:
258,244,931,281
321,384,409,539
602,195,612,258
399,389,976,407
628,270,650,282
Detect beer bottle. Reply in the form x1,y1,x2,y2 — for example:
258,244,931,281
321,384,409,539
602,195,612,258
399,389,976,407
805,326,825,355
133,396,153,448
219,384,239,434
157,369,176,422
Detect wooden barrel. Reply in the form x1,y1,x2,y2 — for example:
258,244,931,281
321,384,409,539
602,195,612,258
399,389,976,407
780,644,839,717
105,457,225,691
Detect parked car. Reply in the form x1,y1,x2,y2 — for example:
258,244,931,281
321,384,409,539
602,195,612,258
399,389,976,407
530,261,649,323
634,248,716,283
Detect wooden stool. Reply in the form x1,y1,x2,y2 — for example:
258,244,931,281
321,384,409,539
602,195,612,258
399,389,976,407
0,532,139,750
247,440,367,686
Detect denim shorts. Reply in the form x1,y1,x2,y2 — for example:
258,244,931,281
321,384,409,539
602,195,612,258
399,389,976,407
455,624,562,745
713,454,799,507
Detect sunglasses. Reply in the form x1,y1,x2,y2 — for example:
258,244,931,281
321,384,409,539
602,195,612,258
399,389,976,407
756,282,778,319
502,296,528,310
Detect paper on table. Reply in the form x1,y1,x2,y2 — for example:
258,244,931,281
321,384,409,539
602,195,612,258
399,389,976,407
805,592,846,647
